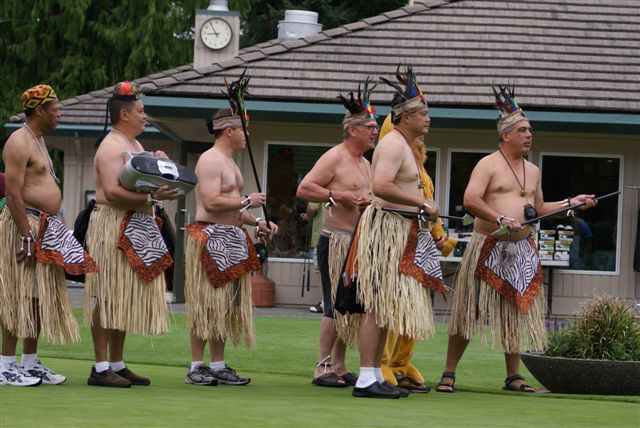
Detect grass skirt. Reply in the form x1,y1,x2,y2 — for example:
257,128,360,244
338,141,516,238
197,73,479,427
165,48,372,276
328,230,360,349
185,234,255,347
0,209,79,343
84,204,167,335
448,232,547,353
355,206,434,341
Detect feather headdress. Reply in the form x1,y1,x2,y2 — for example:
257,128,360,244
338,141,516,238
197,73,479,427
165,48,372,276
338,77,378,129
380,66,427,120
493,84,527,134
206,70,251,134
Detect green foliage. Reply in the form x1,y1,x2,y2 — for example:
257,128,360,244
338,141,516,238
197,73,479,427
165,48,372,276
0,0,210,141
546,295,640,361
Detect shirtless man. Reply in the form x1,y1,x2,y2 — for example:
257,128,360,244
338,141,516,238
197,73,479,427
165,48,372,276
1,85,85,386
436,85,596,393
297,82,377,388
184,107,277,386
86,81,180,388
348,68,445,398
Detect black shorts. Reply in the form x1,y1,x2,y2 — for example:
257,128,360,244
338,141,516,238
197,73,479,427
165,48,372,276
316,234,334,318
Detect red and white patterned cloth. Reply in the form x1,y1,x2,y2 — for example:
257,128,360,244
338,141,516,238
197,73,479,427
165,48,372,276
35,214,97,275
186,222,261,288
399,219,447,297
475,235,543,313
117,211,172,284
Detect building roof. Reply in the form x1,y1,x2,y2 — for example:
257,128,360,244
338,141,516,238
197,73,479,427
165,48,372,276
9,0,640,127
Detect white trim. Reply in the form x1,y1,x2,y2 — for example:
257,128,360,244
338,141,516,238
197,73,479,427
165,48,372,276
445,148,493,218
539,151,624,276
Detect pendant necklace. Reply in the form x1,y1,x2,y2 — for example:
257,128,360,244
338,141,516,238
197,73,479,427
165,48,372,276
499,149,527,197
112,129,140,152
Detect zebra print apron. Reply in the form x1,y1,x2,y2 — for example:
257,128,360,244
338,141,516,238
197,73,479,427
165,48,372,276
0,207,80,343
117,211,173,284
35,213,97,276
186,222,261,287
474,235,543,313
399,219,447,297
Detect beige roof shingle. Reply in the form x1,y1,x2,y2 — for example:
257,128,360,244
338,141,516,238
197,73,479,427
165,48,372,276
11,0,639,125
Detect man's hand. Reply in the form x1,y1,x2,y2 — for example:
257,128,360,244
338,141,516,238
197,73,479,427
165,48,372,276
434,235,447,250
248,192,266,208
422,200,439,221
153,150,169,158
152,185,181,201
572,194,597,210
356,196,372,208
256,220,278,238
16,239,36,264
501,217,523,232
334,190,361,209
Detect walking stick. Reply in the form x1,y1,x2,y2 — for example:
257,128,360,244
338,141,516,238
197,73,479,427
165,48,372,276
225,70,271,230
491,191,620,236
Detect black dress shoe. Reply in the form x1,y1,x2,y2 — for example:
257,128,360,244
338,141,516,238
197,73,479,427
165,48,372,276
352,381,401,399
381,381,410,397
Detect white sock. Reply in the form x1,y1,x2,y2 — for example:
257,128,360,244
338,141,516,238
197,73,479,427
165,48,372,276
374,367,385,383
210,360,225,371
1,355,17,370
95,361,110,373
190,361,204,372
355,367,376,388
21,353,38,369
110,361,125,372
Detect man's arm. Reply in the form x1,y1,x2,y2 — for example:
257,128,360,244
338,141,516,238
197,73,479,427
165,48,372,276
533,173,596,214
98,142,179,207
4,137,32,237
463,158,504,223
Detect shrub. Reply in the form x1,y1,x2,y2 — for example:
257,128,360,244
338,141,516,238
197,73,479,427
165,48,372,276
546,295,640,361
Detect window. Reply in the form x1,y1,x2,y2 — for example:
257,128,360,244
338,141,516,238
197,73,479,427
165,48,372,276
446,150,491,232
540,153,622,274
265,143,332,259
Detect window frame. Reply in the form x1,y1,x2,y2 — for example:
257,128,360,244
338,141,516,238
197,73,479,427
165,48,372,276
538,151,624,276
445,148,493,220
263,140,335,262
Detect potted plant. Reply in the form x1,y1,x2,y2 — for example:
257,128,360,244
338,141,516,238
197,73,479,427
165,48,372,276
521,294,640,395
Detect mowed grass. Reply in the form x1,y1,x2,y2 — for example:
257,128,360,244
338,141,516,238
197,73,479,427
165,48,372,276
1,311,638,428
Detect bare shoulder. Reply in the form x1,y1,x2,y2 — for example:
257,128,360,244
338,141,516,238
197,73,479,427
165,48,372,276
525,158,539,173
4,128,30,153
96,133,128,161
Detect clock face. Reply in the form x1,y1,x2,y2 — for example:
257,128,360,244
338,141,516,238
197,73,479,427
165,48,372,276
200,18,232,50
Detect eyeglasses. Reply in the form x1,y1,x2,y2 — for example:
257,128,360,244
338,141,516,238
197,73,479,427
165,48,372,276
356,125,379,132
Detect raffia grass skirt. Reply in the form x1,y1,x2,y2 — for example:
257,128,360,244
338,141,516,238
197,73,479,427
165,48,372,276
83,204,167,335
448,232,547,353
355,206,434,341
0,209,79,343
328,230,360,349
185,234,255,347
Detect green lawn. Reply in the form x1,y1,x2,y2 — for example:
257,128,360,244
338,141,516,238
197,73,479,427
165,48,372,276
1,311,638,428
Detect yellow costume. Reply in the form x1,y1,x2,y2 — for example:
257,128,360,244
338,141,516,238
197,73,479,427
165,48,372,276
378,114,455,388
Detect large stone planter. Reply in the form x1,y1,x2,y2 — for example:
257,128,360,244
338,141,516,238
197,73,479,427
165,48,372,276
521,352,640,395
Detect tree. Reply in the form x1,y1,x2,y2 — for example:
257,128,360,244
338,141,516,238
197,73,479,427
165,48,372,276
0,0,406,172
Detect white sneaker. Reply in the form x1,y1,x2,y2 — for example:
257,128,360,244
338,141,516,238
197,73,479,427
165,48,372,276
0,362,41,386
24,360,66,385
